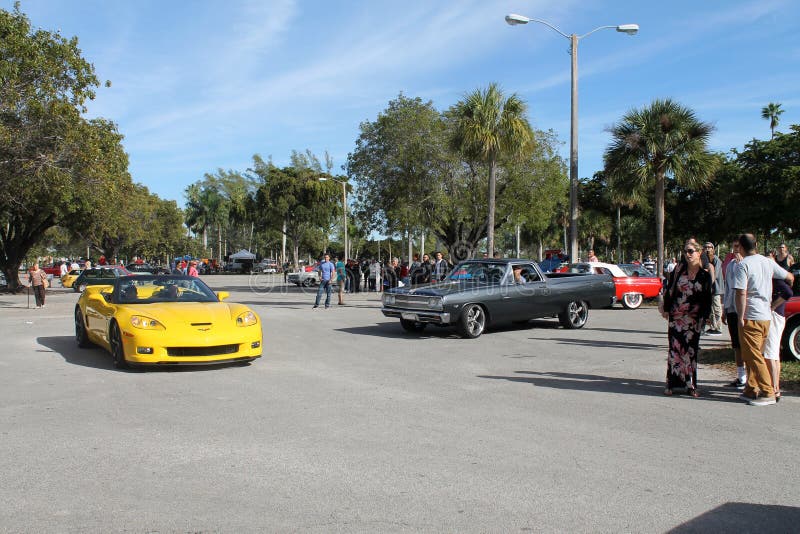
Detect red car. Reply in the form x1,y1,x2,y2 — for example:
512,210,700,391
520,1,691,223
561,262,662,309
782,296,800,360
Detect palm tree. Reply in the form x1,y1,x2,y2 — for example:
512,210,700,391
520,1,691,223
761,102,784,139
604,99,718,278
451,83,533,256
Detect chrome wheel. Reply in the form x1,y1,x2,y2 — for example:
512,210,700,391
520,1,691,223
559,300,588,329
622,293,643,310
783,321,800,361
458,304,486,339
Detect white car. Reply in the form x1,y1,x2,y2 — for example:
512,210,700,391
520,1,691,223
287,269,320,287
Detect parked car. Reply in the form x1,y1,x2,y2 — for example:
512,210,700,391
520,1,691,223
60,269,83,288
74,275,262,368
382,259,615,338
558,262,662,310
72,266,131,293
256,261,279,273
782,296,800,361
287,264,320,287
0,272,6,288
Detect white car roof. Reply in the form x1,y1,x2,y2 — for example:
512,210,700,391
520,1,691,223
580,262,627,277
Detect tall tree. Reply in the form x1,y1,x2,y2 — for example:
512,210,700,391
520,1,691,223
0,4,113,290
450,83,533,256
761,102,784,139
604,99,718,277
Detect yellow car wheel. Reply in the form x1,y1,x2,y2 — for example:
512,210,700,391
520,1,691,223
109,322,129,370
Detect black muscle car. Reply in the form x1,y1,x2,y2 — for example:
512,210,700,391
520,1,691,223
381,259,615,338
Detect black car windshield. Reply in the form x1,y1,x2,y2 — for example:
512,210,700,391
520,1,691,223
447,262,507,283
114,276,219,304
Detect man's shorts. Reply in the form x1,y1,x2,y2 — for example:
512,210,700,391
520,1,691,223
726,312,740,349
763,311,785,360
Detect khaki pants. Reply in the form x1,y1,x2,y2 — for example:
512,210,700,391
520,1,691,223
709,295,723,331
738,319,773,397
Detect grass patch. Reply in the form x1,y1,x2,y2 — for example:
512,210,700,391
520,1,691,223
700,347,800,391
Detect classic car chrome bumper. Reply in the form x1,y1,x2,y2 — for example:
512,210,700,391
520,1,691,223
382,308,451,324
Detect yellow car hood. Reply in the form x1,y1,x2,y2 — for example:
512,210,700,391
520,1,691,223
125,302,246,327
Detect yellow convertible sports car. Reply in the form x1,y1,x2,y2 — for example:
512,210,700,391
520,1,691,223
61,269,83,288
75,275,262,369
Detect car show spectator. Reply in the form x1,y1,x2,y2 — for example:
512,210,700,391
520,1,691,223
764,278,793,402
28,263,48,309
660,238,713,397
411,254,432,285
775,243,794,270
733,233,794,406
722,239,746,389
703,242,724,335
313,254,335,309
587,249,599,263
335,256,346,305
59,262,69,277
433,252,449,281
187,260,199,277
368,259,380,291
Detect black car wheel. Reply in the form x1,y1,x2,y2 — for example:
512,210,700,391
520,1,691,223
400,319,427,333
458,304,487,339
75,307,92,348
302,278,315,287
781,319,800,361
109,321,129,369
559,300,588,329
622,293,643,310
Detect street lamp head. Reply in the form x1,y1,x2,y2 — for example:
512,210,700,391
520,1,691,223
505,13,530,26
616,24,639,35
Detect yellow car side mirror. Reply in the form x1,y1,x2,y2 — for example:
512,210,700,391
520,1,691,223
217,291,230,301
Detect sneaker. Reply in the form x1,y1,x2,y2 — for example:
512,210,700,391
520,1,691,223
748,396,776,406
706,329,723,336
739,393,756,402
312,305,319,309
725,379,746,390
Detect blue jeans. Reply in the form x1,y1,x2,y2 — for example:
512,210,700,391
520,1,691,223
314,280,332,307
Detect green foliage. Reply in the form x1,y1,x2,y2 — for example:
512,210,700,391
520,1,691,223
604,98,718,275
761,102,784,139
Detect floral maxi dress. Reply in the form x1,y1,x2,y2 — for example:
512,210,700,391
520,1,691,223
666,272,710,390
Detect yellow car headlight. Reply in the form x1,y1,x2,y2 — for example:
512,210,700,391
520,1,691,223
130,315,164,330
236,311,258,327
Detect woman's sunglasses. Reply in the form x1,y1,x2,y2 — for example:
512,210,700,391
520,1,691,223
684,248,697,254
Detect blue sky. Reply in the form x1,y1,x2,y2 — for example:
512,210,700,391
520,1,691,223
8,0,800,206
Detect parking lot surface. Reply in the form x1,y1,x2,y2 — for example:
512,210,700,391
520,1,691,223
1,274,798,532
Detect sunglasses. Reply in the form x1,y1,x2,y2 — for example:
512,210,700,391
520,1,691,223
684,249,697,254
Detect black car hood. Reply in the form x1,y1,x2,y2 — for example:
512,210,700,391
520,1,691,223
388,280,497,297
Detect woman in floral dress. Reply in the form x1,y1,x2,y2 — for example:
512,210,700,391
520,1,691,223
660,239,713,396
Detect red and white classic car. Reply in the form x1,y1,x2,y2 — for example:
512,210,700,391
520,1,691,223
560,262,663,309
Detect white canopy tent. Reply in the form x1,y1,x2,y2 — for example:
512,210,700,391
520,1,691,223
229,249,256,261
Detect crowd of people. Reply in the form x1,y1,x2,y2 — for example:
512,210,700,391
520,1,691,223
659,235,794,406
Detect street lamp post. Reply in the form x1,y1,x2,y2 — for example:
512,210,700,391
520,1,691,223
505,14,638,262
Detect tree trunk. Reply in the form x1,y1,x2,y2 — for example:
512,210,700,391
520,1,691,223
487,160,497,256
655,173,666,279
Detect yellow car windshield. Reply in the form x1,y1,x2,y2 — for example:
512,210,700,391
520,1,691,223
115,276,219,304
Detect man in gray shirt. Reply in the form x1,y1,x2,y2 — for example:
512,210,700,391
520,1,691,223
733,234,794,406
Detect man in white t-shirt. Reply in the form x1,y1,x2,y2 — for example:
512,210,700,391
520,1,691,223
733,233,794,406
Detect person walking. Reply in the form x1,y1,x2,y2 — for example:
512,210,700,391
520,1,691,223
28,263,49,309
433,252,449,282
722,239,746,389
335,256,346,305
368,259,379,291
660,239,713,397
703,242,724,335
733,233,794,406
313,254,335,309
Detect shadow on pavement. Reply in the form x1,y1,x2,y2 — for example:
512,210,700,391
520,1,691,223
537,337,662,351
335,322,461,340
477,370,742,403
667,502,800,533
36,336,253,373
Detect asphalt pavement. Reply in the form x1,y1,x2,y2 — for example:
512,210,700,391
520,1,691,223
1,274,798,533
